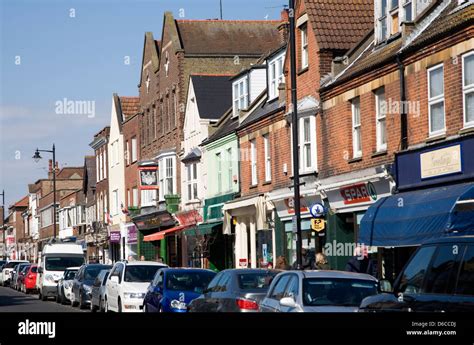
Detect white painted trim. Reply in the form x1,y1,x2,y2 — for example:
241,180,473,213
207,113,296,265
427,63,446,137
462,51,474,128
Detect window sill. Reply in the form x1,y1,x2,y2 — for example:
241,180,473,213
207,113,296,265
459,126,474,136
426,133,446,144
348,157,362,164
371,150,387,158
297,67,309,76
249,184,258,189
262,181,272,186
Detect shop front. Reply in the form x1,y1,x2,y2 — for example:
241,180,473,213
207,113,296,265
320,166,395,271
359,135,474,280
108,225,121,263
125,223,138,260
222,195,274,269
268,181,323,267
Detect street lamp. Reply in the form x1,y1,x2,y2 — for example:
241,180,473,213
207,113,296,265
289,0,303,270
33,144,57,240
0,190,5,260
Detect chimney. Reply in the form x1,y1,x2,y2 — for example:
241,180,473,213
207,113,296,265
278,82,286,105
48,159,53,179
401,22,415,44
332,56,349,77
278,9,290,45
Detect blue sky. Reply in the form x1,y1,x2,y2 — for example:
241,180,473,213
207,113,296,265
0,0,283,208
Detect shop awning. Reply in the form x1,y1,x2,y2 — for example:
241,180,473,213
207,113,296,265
143,225,193,242
359,183,474,247
184,222,222,236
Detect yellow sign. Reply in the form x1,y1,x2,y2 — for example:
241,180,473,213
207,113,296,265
420,145,462,179
311,218,325,232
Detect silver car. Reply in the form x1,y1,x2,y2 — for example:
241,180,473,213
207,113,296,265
259,270,378,312
90,269,110,312
56,267,80,304
188,269,280,312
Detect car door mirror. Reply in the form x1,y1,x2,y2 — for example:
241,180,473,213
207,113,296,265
110,276,119,284
379,279,393,293
38,267,43,274
279,297,297,308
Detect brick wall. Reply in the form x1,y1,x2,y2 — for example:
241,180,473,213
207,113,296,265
123,114,140,218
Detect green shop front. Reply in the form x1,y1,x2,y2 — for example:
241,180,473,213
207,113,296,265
185,193,235,270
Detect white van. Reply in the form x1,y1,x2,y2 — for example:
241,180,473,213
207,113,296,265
37,242,84,301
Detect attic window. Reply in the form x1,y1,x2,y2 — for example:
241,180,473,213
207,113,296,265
377,0,388,42
403,0,413,22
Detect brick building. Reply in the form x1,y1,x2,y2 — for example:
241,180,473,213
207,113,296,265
134,13,283,266
4,196,28,260
319,0,474,277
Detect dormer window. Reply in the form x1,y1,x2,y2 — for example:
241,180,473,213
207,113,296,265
268,52,285,100
403,0,413,22
389,0,399,36
233,77,248,117
377,0,388,42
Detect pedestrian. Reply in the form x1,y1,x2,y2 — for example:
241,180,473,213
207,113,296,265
315,252,330,270
127,255,135,261
266,262,273,269
274,256,291,270
292,248,315,270
140,255,145,261
345,245,376,276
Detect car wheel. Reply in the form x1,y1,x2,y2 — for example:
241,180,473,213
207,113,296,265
40,289,47,301
79,291,86,309
118,298,122,313
90,300,96,312
99,297,103,312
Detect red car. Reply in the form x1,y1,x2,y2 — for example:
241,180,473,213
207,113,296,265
19,265,38,293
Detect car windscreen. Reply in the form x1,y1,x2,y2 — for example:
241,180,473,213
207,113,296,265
84,266,111,281
166,271,216,293
237,272,278,290
45,257,84,271
4,262,26,269
64,270,77,280
303,278,377,307
20,265,31,273
124,265,163,283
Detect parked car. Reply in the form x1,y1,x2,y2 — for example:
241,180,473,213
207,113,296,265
11,263,30,290
360,236,474,312
1,260,28,286
20,265,38,294
188,269,280,312
72,264,112,309
104,261,167,313
14,264,31,291
90,269,111,312
143,268,216,312
56,267,80,304
0,260,6,282
259,270,378,312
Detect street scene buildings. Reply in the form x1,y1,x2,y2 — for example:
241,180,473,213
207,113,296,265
1,0,473,286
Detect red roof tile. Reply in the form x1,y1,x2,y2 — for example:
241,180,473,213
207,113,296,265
305,0,374,51
119,96,140,120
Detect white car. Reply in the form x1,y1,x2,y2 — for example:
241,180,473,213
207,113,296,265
0,260,29,287
104,261,167,313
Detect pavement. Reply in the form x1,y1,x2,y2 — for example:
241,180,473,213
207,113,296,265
0,286,86,312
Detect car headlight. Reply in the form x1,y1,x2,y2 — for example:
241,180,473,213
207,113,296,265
63,281,72,289
45,274,55,283
170,300,187,310
123,292,145,299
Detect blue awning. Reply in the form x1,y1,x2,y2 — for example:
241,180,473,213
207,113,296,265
359,183,474,247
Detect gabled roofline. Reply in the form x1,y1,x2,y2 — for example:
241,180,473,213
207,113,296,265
138,32,160,88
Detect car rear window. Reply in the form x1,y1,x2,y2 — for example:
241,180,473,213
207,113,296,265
31,266,38,273
237,272,277,290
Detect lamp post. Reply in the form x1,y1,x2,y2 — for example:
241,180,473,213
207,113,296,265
0,190,5,260
289,0,303,270
33,144,57,240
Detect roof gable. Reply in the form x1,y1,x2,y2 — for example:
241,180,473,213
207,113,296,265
191,75,233,120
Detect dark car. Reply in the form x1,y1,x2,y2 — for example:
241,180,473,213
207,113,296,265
143,268,216,313
90,269,110,312
189,269,280,312
15,264,31,291
72,264,112,309
360,236,474,312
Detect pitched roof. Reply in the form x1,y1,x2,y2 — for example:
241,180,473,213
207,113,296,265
305,0,374,51
239,97,285,129
176,20,281,56
12,195,28,208
202,110,239,145
83,155,96,192
119,96,140,121
191,75,233,120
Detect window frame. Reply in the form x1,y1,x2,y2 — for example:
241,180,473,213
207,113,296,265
186,162,198,202
300,25,308,69
351,97,362,158
427,63,446,137
216,152,222,194
378,0,388,42
263,134,271,182
268,53,285,100
375,88,387,152
250,139,258,186
462,51,474,128
232,77,249,116
227,148,233,191
131,137,137,163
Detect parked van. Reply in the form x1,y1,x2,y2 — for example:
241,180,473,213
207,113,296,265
37,242,85,301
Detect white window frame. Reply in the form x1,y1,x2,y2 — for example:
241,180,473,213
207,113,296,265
112,189,119,216
131,137,137,163
375,88,387,152
141,189,156,207
132,187,138,207
216,152,222,194
103,149,107,179
427,64,446,137
268,53,285,100
227,147,233,191
298,116,317,173
352,97,362,158
263,134,271,182
301,25,308,69
377,0,388,42
463,51,474,128
96,155,100,182
233,77,248,116
186,163,198,202
158,155,176,200
125,140,130,166
250,139,258,186
127,189,131,208
402,0,413,23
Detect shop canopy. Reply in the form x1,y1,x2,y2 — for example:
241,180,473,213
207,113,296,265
359,183,474,247
143,209,202,242
143,225,191,242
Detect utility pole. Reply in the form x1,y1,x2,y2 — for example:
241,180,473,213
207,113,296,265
0,190,5,260
219,0,223,20
289,0,303,270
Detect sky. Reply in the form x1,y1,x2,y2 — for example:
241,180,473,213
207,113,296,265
0,0,284,208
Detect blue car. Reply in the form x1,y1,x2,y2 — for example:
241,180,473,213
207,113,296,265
143,268,216,313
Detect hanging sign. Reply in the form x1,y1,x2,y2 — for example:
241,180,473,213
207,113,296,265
310,203,326,218
311,218,325,232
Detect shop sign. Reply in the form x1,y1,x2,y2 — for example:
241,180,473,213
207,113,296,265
139,166,159,190
311,218,325,232
239,258,248,268
127,225,138,244
309,203,325,218
109,231,121,244
420,145,462,179
340,182,378,205
285,197,309,214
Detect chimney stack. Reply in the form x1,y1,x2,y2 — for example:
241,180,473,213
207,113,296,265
278,9,290,45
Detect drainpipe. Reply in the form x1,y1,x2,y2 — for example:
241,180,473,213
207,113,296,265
397,54,408,150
